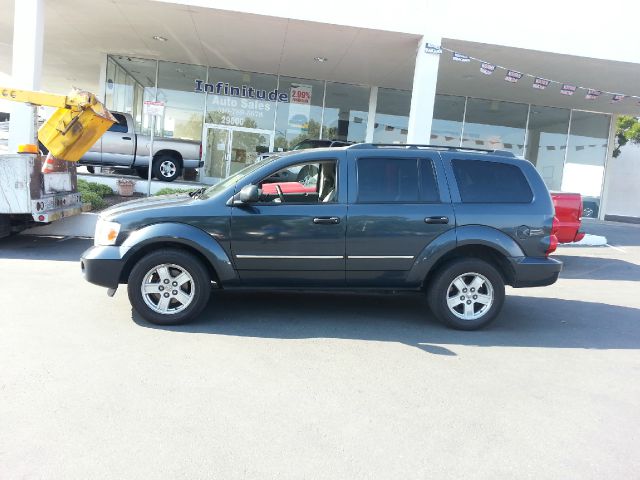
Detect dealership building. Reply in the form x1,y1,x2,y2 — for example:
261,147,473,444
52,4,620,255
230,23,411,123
2,0,640,221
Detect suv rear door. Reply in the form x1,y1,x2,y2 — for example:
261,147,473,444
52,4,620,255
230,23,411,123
345,149,455,287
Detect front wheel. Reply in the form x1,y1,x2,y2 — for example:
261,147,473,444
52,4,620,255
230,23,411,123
427,258,505,330
127,249,211,325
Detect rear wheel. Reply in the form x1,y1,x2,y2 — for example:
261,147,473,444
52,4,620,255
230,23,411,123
427,258,505,330
127,249,211,325
152,154,182,182
86,166,95,174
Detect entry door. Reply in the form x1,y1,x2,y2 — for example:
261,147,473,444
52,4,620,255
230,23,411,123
201,124,273,183
202,125,231,181
227,126,273,176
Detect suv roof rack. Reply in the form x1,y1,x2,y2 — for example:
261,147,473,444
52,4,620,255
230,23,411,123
348,143,516,157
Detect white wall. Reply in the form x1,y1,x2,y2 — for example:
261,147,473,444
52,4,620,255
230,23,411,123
604,143,640,219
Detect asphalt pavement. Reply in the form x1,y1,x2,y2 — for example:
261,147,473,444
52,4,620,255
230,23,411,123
1,220,639,479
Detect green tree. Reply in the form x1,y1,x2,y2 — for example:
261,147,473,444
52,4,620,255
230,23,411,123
613,115,640,158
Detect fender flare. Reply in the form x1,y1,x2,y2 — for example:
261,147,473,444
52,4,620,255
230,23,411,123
120,222,238,285
406,225,524,284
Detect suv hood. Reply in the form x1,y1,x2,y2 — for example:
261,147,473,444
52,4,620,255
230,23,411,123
100,194,194,220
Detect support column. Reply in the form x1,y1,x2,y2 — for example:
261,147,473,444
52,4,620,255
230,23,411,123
365,86,378,143
97,54,108,103
8,0,44,153
598,114,619,220
406,34,441,144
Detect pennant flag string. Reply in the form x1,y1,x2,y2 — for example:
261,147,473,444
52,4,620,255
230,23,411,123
434,45,640,102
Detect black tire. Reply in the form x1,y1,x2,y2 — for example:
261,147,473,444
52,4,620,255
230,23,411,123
152,154,182,182
427,258,505,330
135,167,149,179
86,166,95,174
127,249,211,325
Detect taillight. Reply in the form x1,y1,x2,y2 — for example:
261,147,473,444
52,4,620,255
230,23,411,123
546,216,559,256
199,143,202,159
578,195,584,221
546,234,558,256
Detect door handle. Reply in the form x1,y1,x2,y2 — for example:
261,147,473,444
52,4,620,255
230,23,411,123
425,216,449,224
122,136,132,140
313,216,340,225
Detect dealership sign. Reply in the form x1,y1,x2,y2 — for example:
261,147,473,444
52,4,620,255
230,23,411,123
288,83,312,134
194,79,289,102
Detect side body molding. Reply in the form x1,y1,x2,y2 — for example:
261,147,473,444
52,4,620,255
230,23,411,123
120,222,238,285
406,225,525,285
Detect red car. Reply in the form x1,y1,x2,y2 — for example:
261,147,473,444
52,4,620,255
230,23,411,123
261,181,316,195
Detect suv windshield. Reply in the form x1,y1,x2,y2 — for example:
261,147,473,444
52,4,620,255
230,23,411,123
202,155,280,198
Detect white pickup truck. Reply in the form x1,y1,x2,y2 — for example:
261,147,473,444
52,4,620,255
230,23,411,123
79,112,202,182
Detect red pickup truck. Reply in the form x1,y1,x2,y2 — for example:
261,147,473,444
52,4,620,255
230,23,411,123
550,192,585,243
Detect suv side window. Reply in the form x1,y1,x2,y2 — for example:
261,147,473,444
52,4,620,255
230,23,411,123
452,159,533,203
356,157,439,203
256,160,337,204
108,113,128,133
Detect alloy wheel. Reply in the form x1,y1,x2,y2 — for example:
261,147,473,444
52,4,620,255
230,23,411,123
446,272,494,321
141,263,195,314
159,160,177,178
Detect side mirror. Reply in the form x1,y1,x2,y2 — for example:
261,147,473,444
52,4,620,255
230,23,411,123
237,184,259,204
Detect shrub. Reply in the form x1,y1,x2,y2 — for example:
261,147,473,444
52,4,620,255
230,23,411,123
154,187,197,196
77,179,111,209
86,182,113,196
80,190,106,209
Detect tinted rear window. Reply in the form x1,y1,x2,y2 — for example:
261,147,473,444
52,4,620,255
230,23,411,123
357,157,439,203
452,159,533,203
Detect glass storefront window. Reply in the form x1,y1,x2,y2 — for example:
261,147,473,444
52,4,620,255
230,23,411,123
105,56,157,134
204,67,278,131
525,105,570,190
373,88,411,143
322,82,369,142
561,111,610,199
274,77,325,151
431,95,465,146
157,61,207,141
462,98,528,156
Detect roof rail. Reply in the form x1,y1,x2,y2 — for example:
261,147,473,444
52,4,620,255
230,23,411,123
347,143,516,157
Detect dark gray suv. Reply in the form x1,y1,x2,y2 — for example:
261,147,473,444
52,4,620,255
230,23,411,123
81,144,562,330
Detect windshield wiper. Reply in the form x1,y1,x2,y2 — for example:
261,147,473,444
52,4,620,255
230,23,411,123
189,187,207,198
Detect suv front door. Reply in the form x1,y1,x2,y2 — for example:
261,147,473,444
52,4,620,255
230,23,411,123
345,150,455,287
230,157,347,286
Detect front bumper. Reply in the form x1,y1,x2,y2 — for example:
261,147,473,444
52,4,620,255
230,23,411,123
509,256,563,288
80,245,130,289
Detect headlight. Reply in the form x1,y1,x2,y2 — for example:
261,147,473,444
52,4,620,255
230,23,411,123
94,219,121,246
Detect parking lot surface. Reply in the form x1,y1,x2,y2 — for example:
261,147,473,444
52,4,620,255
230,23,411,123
1,220,639,479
